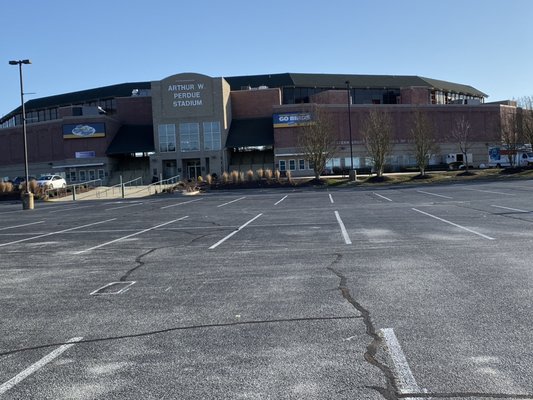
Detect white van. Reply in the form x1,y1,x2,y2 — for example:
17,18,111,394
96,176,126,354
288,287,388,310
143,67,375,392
488,147,533,168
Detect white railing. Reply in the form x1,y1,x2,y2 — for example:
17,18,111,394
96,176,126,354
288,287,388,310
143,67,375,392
51,175,182,201
127,175,181,197
45,178,103,200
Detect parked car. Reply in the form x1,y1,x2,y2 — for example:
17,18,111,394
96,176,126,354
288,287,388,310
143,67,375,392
9,176,36,188
37,175,67,189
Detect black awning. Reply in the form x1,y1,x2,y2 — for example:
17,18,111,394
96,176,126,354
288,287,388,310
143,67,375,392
226,118,273,148
106,125,154,155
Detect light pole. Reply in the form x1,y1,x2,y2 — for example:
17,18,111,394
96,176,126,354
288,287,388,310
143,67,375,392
345,80,356,181
9,59,33,210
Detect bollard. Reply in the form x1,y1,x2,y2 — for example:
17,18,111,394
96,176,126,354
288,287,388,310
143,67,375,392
120,175,125,198
22,192,34,210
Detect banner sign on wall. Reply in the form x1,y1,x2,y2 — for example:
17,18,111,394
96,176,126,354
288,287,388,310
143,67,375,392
273,112,312,128
63,123,105,139
75,151,96,159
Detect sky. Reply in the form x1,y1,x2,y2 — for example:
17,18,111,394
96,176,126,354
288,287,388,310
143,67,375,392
1,0,532,116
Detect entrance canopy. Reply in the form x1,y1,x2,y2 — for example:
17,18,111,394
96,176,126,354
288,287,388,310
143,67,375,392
226,118,273,148
106,125,154,155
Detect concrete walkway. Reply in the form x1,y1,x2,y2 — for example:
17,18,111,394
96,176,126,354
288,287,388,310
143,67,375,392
47,184,172,202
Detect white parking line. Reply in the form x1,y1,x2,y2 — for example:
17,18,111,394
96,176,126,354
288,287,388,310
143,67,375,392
334,211,352,244
416,190,453,199
0,337,83,395
90,281,136,295
217,196,246,208
48,205,94,214
464,188,515,196
0,219,117,248
74,216,188,254
373,192,392,202
105,202,144,211
160,198,203,209
274,195,288,206
491,205,528,213
209,213,263,249
0,221,45,231
412,208,495,240
329,194,334,203
379,328,420,396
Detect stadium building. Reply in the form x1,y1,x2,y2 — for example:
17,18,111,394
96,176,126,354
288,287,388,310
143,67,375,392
0,72,518,183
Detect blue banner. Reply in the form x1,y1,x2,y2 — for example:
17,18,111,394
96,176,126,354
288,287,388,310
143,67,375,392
273,113,312,128
63,123,105,139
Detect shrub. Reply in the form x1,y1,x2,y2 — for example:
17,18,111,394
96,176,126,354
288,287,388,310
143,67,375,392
197,175,203,183
231,170,239,184
286,170,293,184
239,171,245,183
222,171,230,184
275,169,281,182
246,170,254,182
205,174,213,185
265,169,273,181
29,180,38,192
256,168,264,180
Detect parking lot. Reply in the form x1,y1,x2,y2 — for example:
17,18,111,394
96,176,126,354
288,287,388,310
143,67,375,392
1,180,533,399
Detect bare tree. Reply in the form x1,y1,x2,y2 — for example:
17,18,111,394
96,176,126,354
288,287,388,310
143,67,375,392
361,109,393,178
500,109,522,168
297,105,338,180
517,96,533,149
450,115,472,173
410,110,437,176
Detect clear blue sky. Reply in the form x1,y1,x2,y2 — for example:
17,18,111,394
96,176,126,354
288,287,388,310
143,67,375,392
2,0,532,116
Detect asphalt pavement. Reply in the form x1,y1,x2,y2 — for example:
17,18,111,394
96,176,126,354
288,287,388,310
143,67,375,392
1,180,532,399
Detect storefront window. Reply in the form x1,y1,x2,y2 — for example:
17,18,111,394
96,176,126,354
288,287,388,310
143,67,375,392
180,123,200,152
203,121,221,151
158,124,176,152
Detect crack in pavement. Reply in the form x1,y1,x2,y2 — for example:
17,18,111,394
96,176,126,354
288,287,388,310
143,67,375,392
0,315,361,358
327,255,533,400
398,392,533,399
120,248,158,282
327,254,399,400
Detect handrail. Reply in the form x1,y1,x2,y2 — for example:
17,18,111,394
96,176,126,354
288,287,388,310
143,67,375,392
53,175,183,201
126,175,181,197
45,178,103,200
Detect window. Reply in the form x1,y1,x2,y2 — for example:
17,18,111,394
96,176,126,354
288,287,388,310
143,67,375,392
180,123,200,152
289,159,296,170
344,157,360,169
69,170,77,182
279,160,286,171
79,170,86,182
299,159,306,170
203,121,221,151
88,170,96,181
158,124,176,152
98,169,105,180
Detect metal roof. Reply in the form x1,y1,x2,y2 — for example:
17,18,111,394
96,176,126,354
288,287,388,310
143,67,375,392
224,73,487,97
2,73,487,122
2,82,151,120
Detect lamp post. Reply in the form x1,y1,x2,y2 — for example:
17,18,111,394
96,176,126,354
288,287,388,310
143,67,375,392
345,80,356,181
9,59,34,210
